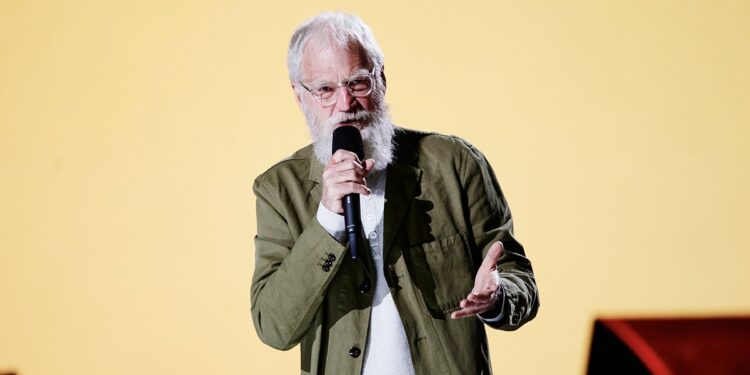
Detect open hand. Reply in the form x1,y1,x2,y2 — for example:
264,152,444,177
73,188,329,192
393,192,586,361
451,241,504,319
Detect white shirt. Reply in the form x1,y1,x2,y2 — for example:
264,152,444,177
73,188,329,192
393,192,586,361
316,169,415,375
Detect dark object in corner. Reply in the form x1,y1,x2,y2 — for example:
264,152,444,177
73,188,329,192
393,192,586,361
587,317,750,375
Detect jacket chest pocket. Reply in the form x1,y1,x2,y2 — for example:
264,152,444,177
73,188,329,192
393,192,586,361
404,232,475,318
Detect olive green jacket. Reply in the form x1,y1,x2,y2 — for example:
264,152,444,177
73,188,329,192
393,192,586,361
251,128,539,374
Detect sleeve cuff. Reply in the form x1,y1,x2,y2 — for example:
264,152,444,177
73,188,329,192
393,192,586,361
316,202,346,242
477,271,506,323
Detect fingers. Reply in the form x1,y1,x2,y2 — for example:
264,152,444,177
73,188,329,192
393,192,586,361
340,182,372,195
467,280,497,305
471,276,499,296
331,149,360,164
321,151,377,213
451,286,498,319
451,300,495,319
452,242,505,320
467,289,495,304
324,156,374,181
324,161,369,185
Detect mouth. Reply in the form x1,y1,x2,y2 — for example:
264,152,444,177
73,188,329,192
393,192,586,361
337,118,364,129
331,110,371,130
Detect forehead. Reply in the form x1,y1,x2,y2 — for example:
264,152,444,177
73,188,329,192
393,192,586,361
301,38,369,82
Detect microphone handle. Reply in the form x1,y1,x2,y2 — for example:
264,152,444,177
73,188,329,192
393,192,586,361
343,194,361,260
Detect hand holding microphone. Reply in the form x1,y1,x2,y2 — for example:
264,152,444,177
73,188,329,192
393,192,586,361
320,150,374,214
322,126,375,259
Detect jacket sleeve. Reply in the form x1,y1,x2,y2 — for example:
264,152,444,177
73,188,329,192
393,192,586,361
250,177,348,350
459,141,540,330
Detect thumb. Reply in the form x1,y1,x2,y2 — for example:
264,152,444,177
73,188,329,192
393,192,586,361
481,241,504,270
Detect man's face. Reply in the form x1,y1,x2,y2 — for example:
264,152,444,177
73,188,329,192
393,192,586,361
293,38,394,171
295,41,377,134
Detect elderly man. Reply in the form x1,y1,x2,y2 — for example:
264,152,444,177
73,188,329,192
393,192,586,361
251,12,539,375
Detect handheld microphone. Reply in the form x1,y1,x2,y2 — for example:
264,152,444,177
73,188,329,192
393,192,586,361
331,126,364,260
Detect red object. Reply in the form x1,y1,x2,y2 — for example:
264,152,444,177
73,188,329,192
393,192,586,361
587,317,750,375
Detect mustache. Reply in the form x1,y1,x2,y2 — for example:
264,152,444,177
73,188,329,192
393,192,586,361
327,110,371,126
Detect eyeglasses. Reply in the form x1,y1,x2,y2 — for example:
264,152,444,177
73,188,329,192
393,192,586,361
299,68,375,107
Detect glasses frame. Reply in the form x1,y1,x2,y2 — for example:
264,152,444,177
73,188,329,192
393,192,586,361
299,67,376,107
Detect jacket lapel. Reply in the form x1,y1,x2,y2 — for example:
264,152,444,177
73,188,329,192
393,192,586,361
308,154,324,204
382,162,421,258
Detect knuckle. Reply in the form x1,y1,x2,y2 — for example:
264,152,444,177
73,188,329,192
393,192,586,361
337,150,354,160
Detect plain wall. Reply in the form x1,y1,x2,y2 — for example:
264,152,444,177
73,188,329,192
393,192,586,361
1,1,748,374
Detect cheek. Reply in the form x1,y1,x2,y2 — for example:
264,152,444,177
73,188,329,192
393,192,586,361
315,106,335,122
303,97,333,121
357,97,374,111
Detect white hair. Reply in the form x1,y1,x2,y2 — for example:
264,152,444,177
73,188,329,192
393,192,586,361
290,12,395,171
287,12,385,83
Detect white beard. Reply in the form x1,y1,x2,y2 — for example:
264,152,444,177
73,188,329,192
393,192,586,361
303,99,395,171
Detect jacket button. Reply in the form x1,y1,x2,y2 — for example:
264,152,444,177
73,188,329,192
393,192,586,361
328,254,336,262
349,346,361,358
359,279,371,294
322,265,330,272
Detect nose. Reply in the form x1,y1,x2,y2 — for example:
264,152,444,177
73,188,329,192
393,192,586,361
334,86,357,112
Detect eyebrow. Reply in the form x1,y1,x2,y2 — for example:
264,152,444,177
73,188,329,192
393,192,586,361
348,68,371,77
308,68,371,85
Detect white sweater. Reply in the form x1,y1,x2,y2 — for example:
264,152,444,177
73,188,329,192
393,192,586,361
317,170,415,375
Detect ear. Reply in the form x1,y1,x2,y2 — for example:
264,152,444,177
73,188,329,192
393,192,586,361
291,82,303,109
380,65,387,91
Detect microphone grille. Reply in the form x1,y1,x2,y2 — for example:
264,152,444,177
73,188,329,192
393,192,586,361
331,126,364,160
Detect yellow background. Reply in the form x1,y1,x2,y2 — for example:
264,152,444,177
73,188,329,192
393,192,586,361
1,1,748,374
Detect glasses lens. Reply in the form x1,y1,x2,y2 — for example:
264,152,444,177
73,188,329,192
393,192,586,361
312,83,337,101
310,75,374,106
348,76,372,97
